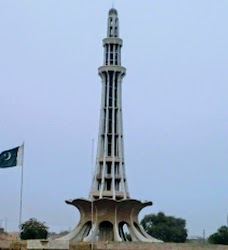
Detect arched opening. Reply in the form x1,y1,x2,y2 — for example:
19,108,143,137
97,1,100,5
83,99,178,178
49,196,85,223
133,222,145,237
77,221,92,241
119,222,131,241
98,221,114,241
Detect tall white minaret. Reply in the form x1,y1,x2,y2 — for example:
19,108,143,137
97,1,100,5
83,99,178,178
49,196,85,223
90,8,129,200
61,9,162,243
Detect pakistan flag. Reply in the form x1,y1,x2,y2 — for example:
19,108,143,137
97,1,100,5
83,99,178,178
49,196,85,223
0,145,24,169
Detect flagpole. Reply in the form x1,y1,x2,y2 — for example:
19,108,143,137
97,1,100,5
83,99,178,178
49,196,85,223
19,143,25,229
91,139,94,250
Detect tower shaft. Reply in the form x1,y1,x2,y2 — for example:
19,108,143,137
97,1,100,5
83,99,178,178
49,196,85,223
90,9,129,200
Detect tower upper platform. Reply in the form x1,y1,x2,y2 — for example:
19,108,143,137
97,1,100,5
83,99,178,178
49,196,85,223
100,7,124,69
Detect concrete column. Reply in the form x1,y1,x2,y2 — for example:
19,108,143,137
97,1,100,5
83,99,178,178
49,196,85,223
112,72,116,199
100,71,110,198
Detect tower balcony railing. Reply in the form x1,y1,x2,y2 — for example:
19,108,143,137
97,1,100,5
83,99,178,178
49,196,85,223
96,174,122,179
98,65,126,75
103,37,123,46
97,156,123,162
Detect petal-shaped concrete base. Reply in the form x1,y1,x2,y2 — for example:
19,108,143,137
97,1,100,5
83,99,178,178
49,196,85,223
59,198,162,243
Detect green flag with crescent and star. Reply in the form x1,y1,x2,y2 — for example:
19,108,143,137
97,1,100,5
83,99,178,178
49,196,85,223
0,145,24,169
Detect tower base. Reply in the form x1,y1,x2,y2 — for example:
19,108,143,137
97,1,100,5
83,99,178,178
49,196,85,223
59,198,162,243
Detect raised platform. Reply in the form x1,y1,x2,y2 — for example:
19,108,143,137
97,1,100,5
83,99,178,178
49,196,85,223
1,241,228,250
93,242,228,250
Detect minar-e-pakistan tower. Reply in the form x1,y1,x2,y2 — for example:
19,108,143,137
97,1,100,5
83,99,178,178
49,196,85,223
61,9,161,243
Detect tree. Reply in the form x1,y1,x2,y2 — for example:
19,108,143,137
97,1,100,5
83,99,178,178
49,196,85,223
141,212,187,242
20,218,48,240
208,226,228,245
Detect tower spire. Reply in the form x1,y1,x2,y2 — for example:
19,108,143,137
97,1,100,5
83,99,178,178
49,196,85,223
107,8,119,38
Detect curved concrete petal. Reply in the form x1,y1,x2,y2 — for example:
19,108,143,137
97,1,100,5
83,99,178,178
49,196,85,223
59,198,162,243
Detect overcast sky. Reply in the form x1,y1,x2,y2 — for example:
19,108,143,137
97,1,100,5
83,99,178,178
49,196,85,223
0,0,227,238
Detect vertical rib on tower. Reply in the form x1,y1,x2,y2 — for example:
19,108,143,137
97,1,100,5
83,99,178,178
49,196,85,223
89,9,129,200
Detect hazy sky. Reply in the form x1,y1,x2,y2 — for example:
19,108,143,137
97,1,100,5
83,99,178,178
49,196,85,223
0,0,227,238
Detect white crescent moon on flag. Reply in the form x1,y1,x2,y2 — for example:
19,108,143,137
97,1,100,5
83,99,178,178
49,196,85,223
4,152,11,161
